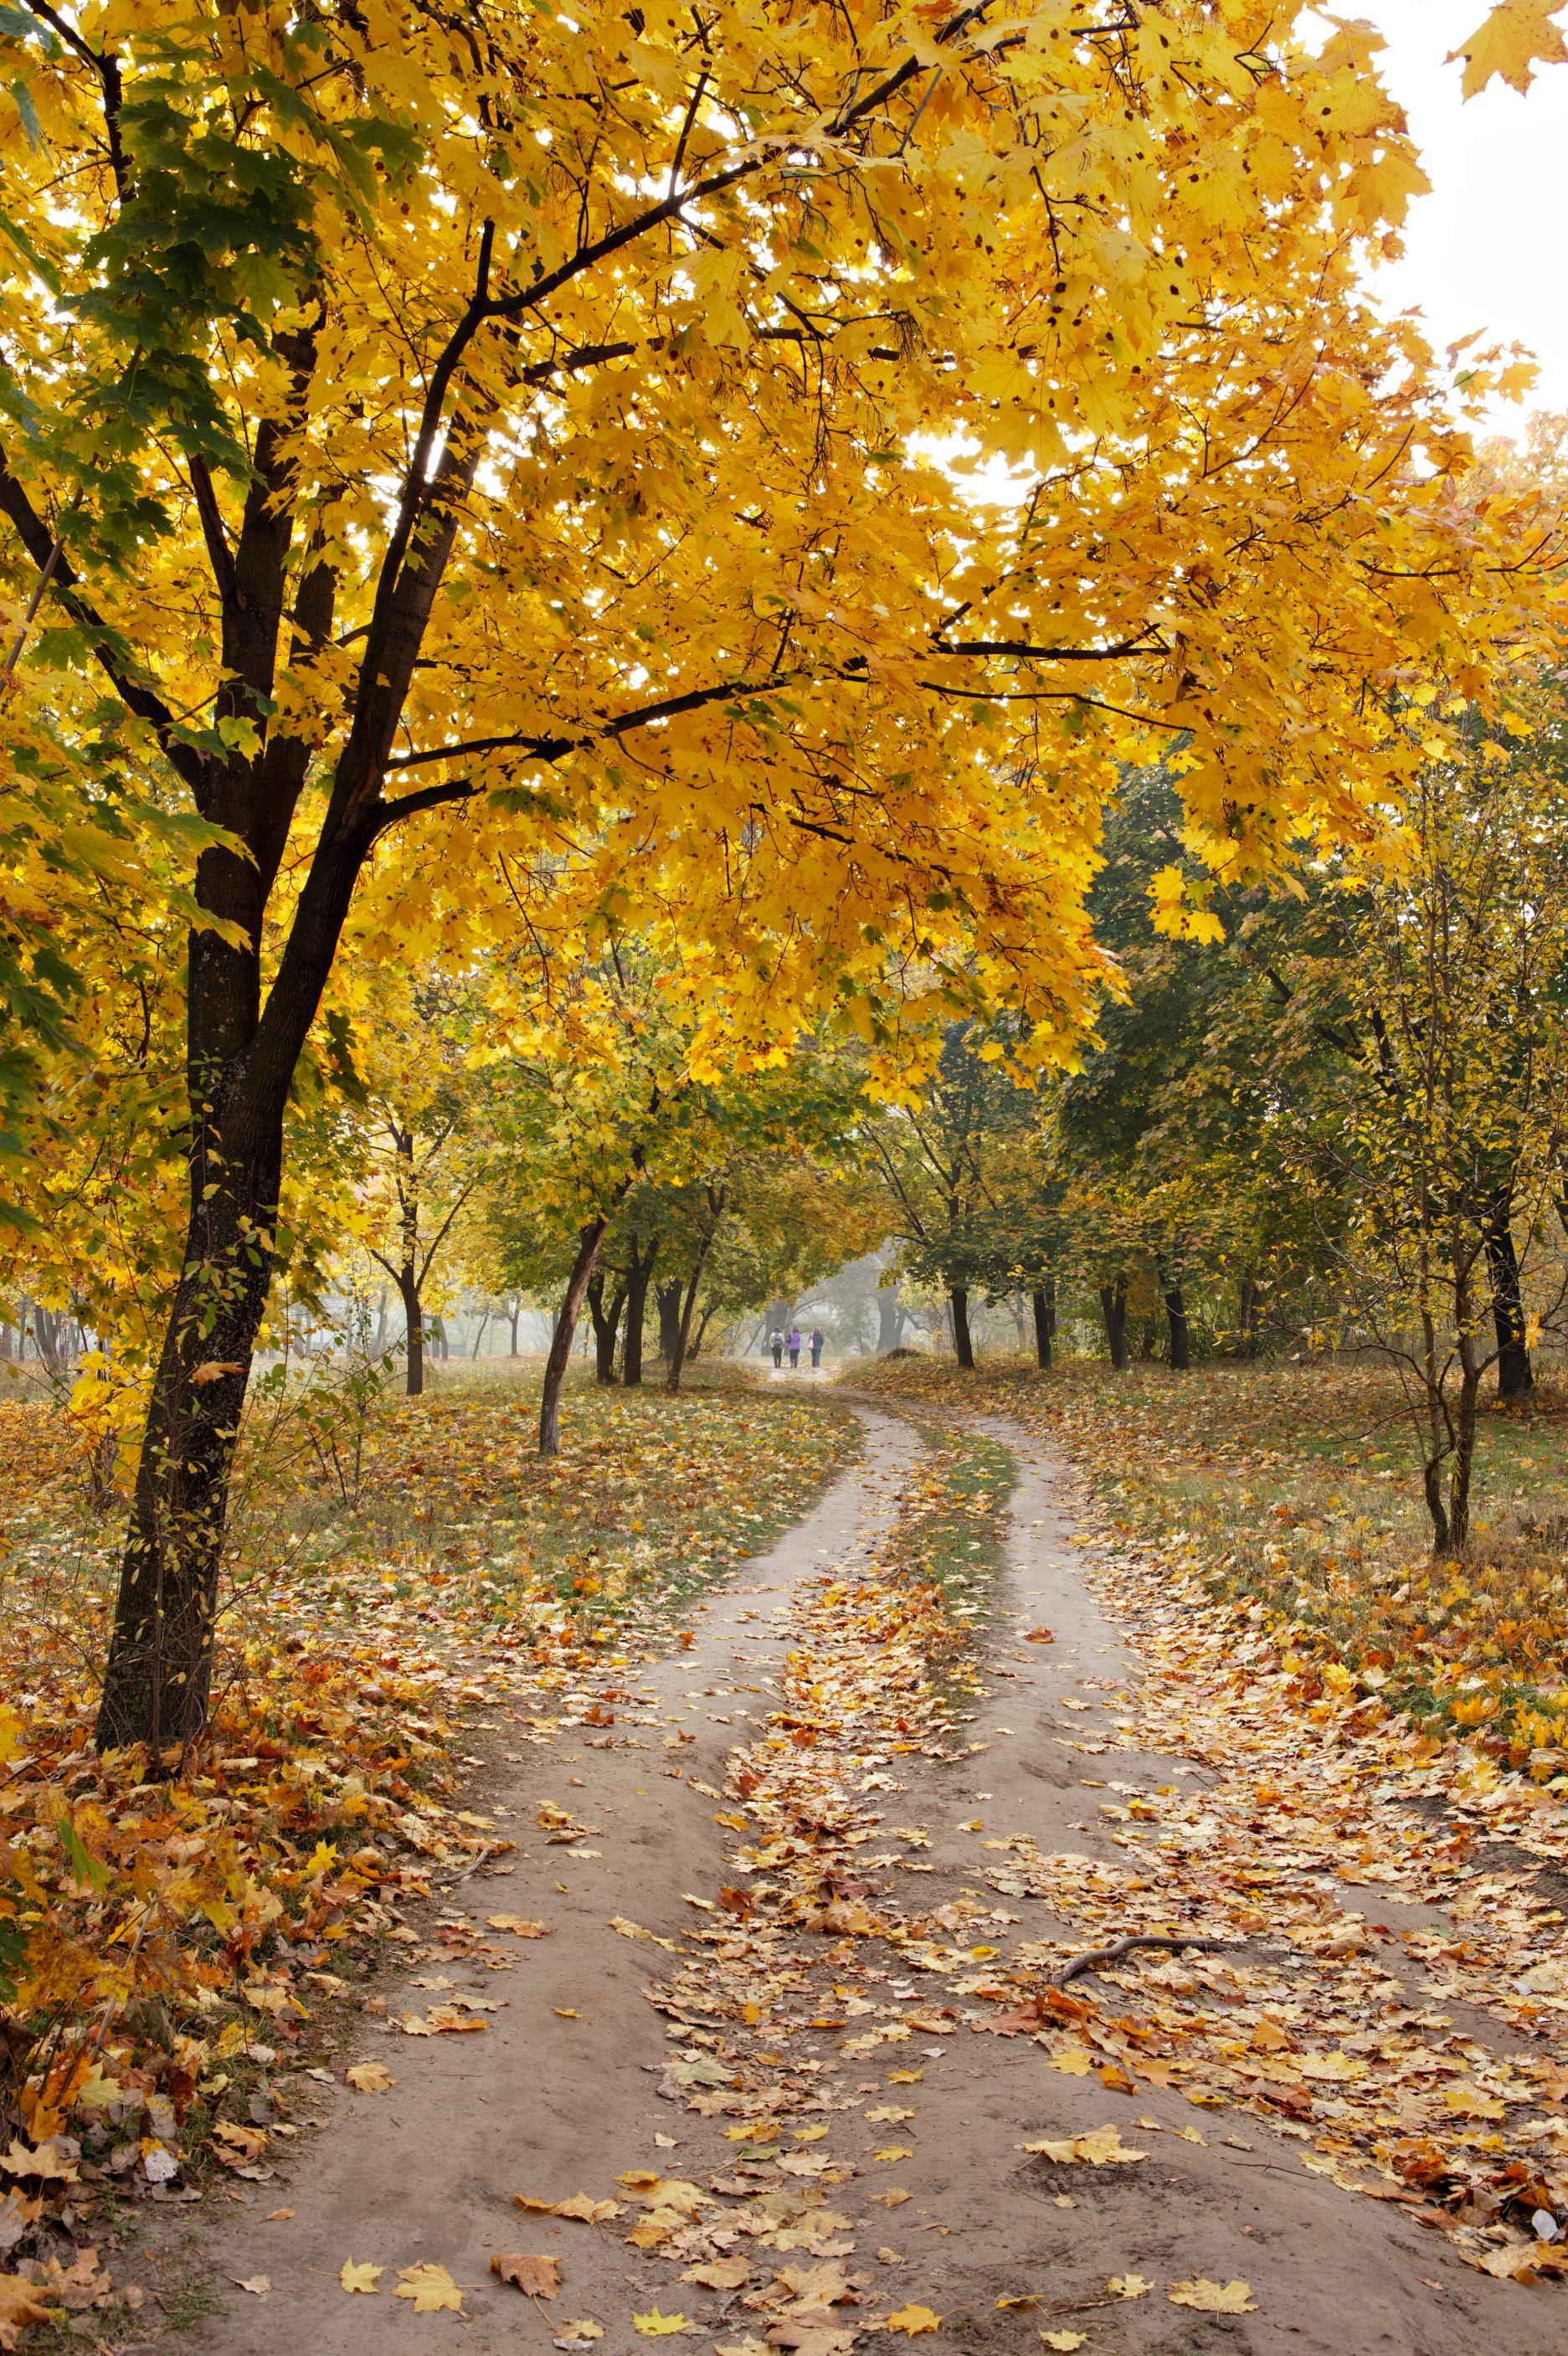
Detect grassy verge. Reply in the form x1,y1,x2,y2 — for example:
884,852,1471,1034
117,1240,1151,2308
851,1350,1568,1780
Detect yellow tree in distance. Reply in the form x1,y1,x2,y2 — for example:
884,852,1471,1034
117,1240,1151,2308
0,0,1563,1746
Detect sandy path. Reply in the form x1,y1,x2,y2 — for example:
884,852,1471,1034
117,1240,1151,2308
162,1405,1562,2356
171,1407,923,2355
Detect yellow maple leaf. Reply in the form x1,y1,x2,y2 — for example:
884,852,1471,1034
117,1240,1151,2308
1169,2279,1257,2315
395,2262,465,2312
632,2309,689,2335
1107,2274,1150,2299
1442,2083,1507,2119
1041,2335,1086,2353
885,2305,941,2334
340,2259,383,2295
344,2062,395,2094
1448,2,1568,99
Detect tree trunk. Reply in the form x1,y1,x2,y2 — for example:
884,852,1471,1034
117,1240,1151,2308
586,1273,626,1385
1163,1278,1190,1371
876,1289,907,1353
538,1220,608,1458
85,311,497,1752
688,1304,717,1362
1237,1275,1261,1359
655,1278,683,1361
470,1306,490,1358
1100,1278,1128,1371
94,1115,286,1751
398,1265,424,1397
667,1197,724,1395
621,1234,656,1388
1446,1364,1481,1557
1031,1281,1055,1371
1484,1203,1532,1401
32,1303,68,1379
372,1285,388,1358
950,1285,974,1371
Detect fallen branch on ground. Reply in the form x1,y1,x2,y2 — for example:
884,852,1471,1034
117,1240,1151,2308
1056,1933,1246,1986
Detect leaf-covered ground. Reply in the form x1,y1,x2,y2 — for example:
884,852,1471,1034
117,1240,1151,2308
856,1355,1568,1775
135,1392,1566,2356
0,1369,858,2328
5,1363,1568,2351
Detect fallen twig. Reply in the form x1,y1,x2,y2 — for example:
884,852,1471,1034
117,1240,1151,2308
1056,1932,1246,1987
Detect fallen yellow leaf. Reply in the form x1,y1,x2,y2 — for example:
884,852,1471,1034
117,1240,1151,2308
517,2191,623,2224
341,2259,383,2295
884,2304,941,2335
1107,2274,1150,2299
0,2276,52,2335
345,2062,395,2094
395,2262,465,2313
1169,2279,1257,2315
633,2309,690,2335
1041,2333,1086,2352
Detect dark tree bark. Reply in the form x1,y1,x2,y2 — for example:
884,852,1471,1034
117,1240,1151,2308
398,1266,425,1398
876,1289,906,1353
688,1304,717,1362
507,1296,522,1356
1100,1278,1129,1371
666,1189,726,1395
83,301,496,1749
1484,1199,1533,1401
1237,1275,1262,1359
950,1285,974,1370
538,1220,608,1458
586,1273,626,1385
621,1233,657,1388
1031,1280,1055,1371
1162,1276,1190,1371
655,1278,684,1361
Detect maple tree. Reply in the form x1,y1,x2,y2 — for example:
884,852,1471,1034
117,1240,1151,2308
2,0,1564,1753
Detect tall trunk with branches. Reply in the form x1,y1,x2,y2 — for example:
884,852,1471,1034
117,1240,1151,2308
538,1221,608,1458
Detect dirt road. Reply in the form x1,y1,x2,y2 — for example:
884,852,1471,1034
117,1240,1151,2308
161,1404,1564,2356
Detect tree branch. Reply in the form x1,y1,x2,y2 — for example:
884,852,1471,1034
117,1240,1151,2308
0,454,205,794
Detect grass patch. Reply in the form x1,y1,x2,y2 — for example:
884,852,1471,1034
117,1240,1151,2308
851,1350,1568,1777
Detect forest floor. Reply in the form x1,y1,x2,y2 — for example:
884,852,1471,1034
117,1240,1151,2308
2,1362,1567,2353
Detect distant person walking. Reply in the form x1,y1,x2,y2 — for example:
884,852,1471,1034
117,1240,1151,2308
788,1326,801,1370
769,1329,784,1368
810,1327,825,1371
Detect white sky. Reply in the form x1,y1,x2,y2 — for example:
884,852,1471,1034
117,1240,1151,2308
1339,2,1568,421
